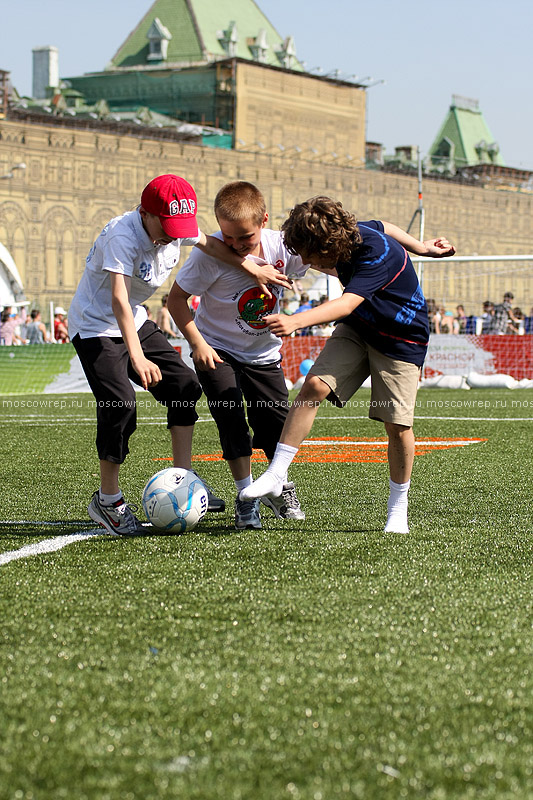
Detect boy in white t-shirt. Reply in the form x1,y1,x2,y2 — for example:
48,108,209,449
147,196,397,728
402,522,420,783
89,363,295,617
168,181,316,530
69,174,291,536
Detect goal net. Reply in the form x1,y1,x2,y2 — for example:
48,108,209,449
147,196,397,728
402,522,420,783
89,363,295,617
0,344,85,395
416,255,533,325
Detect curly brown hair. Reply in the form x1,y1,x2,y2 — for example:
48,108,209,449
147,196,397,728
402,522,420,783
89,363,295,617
281,196,362,263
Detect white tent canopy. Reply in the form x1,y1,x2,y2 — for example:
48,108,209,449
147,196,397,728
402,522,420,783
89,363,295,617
0,241,25,308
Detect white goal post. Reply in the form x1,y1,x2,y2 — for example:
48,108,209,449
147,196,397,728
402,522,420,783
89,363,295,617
412,254,533,319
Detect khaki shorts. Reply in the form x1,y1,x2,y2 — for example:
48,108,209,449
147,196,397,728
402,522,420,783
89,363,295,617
307,322,421,426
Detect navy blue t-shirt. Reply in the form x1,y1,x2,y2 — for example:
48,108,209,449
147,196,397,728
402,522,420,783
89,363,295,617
336,220,429,366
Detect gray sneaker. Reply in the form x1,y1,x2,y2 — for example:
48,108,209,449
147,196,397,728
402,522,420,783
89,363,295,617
234,495,262,530
88,491,147,537
261,481,306,520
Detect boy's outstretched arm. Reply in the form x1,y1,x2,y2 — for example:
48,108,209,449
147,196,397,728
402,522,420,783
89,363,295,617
195,231,292,297
265,292,363,337
381,222,456,258
167,282,223,371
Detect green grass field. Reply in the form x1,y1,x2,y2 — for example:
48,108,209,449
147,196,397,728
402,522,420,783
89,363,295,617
0,389,532,799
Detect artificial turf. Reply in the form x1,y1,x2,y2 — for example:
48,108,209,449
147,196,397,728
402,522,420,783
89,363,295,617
0,390,531,799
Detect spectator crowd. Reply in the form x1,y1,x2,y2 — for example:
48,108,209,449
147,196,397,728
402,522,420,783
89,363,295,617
1,290,532,345
426,291,531,336
0,305,70,345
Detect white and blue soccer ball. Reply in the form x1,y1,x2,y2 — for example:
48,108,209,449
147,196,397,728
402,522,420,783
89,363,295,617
142,468,208,532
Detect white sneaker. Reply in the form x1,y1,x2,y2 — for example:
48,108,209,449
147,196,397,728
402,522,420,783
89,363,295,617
261,481,305,520
88,491,147,537
234,495,262,530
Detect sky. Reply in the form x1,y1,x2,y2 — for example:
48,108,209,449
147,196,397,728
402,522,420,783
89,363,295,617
2,0,532,170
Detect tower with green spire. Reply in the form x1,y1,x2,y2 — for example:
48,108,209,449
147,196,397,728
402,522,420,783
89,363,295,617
428,95,505,174
108,0,303,71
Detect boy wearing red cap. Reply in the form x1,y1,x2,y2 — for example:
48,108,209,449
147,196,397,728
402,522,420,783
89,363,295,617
69,174,290,536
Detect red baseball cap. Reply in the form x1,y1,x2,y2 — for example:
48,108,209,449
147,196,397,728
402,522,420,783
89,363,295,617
140,174,199,238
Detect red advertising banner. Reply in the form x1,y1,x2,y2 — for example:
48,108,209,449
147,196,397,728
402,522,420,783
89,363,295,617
280,334,533,382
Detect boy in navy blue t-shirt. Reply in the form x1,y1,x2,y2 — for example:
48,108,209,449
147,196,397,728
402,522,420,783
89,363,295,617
241,196,455,533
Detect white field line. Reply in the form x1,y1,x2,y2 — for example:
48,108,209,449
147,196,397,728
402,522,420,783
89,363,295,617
2,414,533,425
0,531,103,566
0,416,217,425
323,415,533,422
0,415,217,421
302,439,486,446
1,520,92,526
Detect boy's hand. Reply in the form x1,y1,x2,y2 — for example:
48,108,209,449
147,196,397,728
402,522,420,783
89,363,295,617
243,261,293,298
192,342,224,371
264,313,298,336
423,237,456,258
131,355,162,390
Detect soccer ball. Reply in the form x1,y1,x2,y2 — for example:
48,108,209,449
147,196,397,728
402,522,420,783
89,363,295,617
142,468,208,532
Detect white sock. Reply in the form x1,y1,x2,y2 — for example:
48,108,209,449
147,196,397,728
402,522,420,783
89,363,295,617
235,475,252,492
240,444,298,500
268,443,298,481
99,490,122,506
269,465,289,487
384,479,410,534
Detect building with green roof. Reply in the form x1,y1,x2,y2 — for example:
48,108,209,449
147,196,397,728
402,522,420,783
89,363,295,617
63,0,366,160
108,0,303,71
428,94,505,174
65,0,305,124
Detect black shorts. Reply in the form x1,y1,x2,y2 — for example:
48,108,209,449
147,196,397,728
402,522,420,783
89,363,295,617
196,349,289,461
73,321,201,463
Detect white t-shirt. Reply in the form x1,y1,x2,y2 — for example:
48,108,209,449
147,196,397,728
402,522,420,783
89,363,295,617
68,209,200,338
176,228,308,364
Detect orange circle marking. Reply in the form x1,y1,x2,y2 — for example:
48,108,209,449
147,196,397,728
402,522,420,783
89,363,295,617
155,436,487,464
